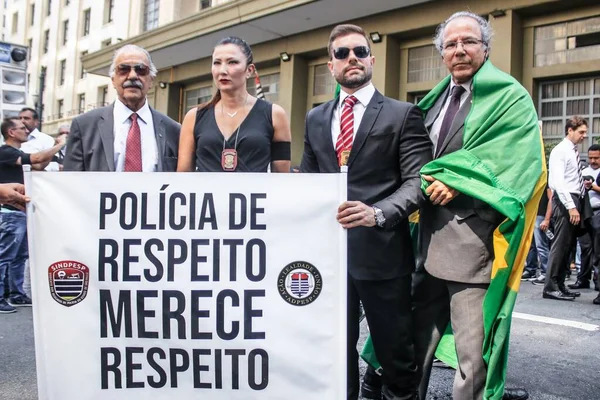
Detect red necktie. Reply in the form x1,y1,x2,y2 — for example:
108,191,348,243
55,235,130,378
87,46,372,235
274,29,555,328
336,95,358,166
124,113,142,172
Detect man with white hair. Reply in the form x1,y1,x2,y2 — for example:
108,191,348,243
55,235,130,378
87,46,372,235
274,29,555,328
64,44,180,172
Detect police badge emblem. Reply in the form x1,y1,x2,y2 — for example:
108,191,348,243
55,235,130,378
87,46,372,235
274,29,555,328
48,261,90,307
277,261,323,306
221,149,238,171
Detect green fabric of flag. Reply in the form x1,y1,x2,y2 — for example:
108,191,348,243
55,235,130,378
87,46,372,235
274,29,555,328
360,61,545,399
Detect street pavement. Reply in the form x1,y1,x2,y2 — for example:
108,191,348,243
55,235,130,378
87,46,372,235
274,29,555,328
1,275,599,400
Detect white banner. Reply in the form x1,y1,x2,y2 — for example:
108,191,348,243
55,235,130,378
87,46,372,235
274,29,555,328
25,172,347,400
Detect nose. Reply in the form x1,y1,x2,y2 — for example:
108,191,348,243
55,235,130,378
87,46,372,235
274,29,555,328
455,42,466,54
126,67,138,80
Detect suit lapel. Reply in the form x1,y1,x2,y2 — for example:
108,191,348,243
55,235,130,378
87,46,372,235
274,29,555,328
322,99,339,171
347,91,383,167
99,105,116,171
425,85,450,131
436,92,472,157
151,108,166,172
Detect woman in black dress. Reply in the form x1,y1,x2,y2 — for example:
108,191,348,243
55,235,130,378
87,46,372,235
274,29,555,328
177,37,291,172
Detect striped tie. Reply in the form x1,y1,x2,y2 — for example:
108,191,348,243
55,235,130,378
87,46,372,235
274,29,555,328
575,146,585,197
336,95,358,166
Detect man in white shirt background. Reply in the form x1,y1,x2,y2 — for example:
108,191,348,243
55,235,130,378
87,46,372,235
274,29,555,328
545,116,589,301
19,107,59,172
570,144,600,303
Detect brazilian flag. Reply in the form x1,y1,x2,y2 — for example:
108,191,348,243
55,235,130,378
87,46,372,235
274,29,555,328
360,61,546,400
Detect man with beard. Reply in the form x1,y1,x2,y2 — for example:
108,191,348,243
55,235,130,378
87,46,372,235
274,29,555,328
570,144,600,295
64,44,180,172
301,24,433,400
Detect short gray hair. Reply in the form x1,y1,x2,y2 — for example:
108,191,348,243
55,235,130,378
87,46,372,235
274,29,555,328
433,11,493,55
58,124,70,133
108,44,158,78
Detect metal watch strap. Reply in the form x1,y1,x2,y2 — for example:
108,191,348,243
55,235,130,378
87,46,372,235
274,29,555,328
372,206,385,228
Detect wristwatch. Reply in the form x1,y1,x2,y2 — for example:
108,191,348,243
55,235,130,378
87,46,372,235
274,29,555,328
372,206,386,228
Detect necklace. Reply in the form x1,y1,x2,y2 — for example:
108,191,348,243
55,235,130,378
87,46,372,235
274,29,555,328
221,94,248,118
221,95,249,171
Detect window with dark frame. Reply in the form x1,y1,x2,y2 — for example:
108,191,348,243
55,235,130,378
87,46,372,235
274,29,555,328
200,0,212,9
80,51,88,79
143,0,160,32
47,0,51,16
43,30,49,53
100,86,108,105
106,0,114,23
59,59,66,85
62,20,68,45
82,9,90,36
30,4,35,25
57,99,64,118
28,38,32,61
78,93,85,114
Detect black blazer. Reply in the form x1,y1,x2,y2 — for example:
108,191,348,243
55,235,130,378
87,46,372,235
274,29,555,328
64,104,180,172
301,90,433,280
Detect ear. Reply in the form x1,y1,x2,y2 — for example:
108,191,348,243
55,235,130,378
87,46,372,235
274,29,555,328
247,63,256,79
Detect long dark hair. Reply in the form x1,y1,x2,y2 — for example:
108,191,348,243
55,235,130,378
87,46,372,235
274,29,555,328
198,36,254,111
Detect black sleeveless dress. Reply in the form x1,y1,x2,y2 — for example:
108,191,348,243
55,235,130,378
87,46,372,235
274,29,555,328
193,99,274,172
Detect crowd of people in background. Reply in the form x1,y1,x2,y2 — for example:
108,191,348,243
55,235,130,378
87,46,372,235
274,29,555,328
525,117,600,306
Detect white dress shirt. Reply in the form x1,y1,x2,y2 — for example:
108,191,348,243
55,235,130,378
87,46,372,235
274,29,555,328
20,128,60,171
548,137,582,210
331,83,376,147
429,79,472,153
582,165,600,209
113,98,158,172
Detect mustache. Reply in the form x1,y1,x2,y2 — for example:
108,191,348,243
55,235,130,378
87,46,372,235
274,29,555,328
123,80,143,89
344,64,364,74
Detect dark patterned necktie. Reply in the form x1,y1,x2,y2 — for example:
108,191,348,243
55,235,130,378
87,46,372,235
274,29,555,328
124,113,142,172
437,85,466,150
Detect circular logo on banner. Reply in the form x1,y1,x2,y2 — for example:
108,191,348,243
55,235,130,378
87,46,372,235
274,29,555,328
48,260,90,307
277,261,323,306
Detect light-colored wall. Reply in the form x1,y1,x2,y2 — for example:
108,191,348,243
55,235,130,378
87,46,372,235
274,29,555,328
2,0,234,134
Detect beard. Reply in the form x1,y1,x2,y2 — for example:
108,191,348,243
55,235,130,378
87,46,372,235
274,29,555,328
335,65,372,89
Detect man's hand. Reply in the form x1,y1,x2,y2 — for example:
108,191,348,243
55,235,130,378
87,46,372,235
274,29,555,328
0,183,30,211
584,179,593,190
568,208,580,226
56,134,67,146
539,218,550,232
337,201,376,229
423,175,459,206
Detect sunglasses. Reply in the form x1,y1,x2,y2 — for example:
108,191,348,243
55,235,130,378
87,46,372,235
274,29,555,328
333,46,370,60
115,63,150,77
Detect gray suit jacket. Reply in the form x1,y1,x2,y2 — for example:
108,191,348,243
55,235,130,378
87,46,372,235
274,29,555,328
418,86,504,284
63,103,180,172
301,90,433,280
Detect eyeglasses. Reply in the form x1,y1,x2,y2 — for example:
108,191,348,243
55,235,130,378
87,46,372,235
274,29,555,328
442,38,486,52
333,46,370,60
114,63,150,77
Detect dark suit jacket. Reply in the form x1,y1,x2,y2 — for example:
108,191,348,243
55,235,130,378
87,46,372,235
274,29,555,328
419,86,504,284
63,103,180,172
301,90,433,280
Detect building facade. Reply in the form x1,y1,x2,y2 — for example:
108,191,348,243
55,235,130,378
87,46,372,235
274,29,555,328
82,0,600,165
1,0,231,134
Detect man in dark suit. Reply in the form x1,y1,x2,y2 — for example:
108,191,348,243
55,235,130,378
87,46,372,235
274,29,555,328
64,44,180,172
301,24,433,400
412,12,530,400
